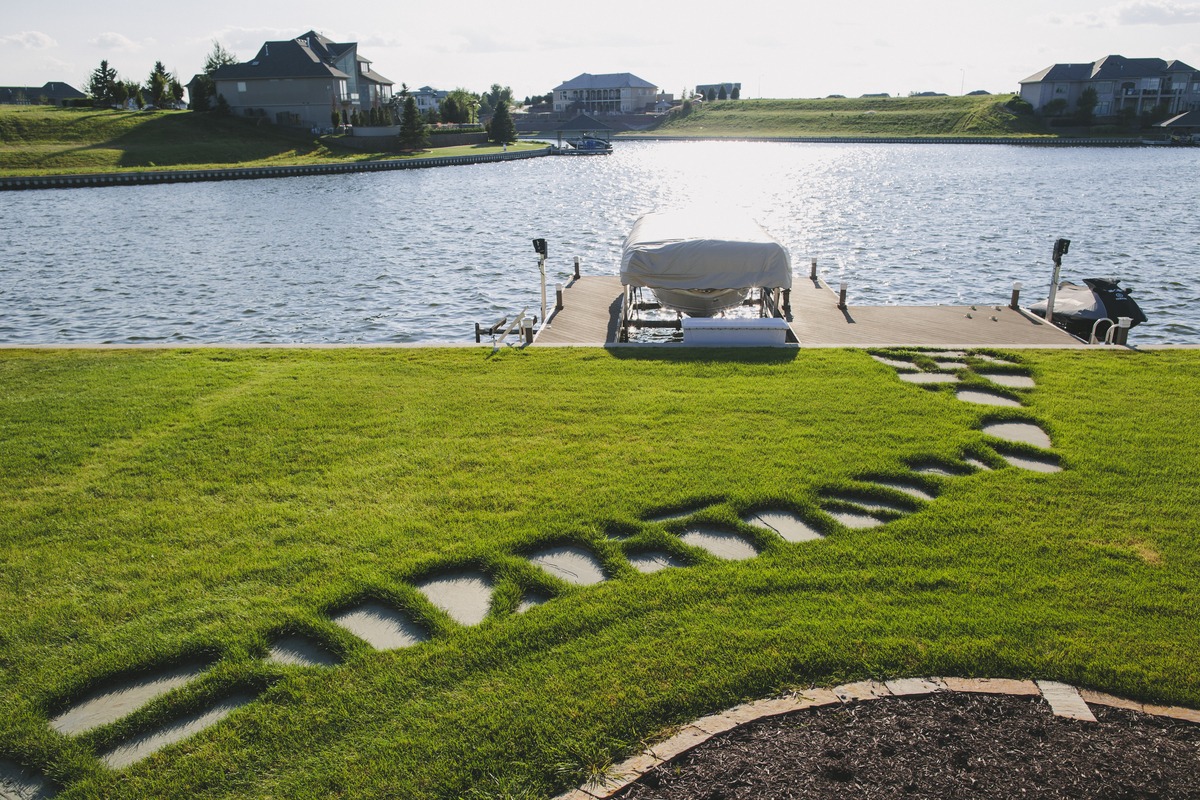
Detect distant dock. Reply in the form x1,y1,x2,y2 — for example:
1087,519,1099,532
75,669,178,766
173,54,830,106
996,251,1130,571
534,273,1081,348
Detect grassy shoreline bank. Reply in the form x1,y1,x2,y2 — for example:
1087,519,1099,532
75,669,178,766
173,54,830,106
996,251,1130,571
0,107,541,178
1,346,1196,798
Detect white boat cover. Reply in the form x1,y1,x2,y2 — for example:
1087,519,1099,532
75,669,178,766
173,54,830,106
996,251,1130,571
620,211,793,290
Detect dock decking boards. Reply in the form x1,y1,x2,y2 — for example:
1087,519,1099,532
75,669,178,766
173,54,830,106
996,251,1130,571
533,275,1080,347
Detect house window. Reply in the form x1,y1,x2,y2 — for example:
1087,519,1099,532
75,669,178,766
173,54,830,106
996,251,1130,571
1055,85,1066,94
237,82,247,93
1095,82,1113,94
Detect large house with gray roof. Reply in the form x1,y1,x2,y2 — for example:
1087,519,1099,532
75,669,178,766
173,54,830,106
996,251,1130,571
552,73,658,114
209,31,393,128
0,82,85,106
1019,55,1200,118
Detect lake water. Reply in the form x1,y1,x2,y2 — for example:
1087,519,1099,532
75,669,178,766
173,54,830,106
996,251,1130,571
2,141,1197,345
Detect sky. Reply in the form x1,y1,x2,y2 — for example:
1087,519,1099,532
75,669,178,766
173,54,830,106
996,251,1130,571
3,0,1200,100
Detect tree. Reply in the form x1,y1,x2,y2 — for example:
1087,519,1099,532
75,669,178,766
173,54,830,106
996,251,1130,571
1043,98,1069,117
731,85,740,100
170,77,184,106
88,59,118,106
479,83,513,117
1076,87,1098,125
191,75,215,111
488,99,516,144
147,61,170,107
706,87,717,102
111,80,129,108
398,95,429,150
442,88,478,123
204,41,238,73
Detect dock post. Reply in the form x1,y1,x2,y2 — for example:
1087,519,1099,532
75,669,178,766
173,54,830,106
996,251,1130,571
810,258,818,280
555,283,564,311
574,256,581,280
1010,281,1022,310
838,282,848,310
1113,316,1132,346
522,317,535,345
783,289,792,313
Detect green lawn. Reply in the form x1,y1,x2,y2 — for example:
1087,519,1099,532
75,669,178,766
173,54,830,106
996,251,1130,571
0,347,1197,798
0,106,540,176
642,96,1058,139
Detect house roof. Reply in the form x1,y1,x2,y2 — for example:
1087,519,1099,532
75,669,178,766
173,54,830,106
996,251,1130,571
1021,55,1198,85
210,31,392,85
0,82,85,102
554,73,656,91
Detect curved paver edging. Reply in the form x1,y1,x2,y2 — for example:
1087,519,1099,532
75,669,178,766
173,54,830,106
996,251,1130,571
560,677,1200,799
0,148,552,192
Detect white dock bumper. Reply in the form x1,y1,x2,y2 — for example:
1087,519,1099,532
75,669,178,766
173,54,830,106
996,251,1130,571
681,317,790,346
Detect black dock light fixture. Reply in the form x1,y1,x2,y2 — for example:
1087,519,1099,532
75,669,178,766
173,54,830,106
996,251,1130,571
533,238,548,257
1046,237,1070,325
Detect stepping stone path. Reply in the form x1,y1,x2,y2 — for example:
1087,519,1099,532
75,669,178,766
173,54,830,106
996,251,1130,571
741,510,824,542
415,571,495,627
267,636,340,668
679,526,759,560
525,545,608,585
628,551,687,573
12,347,1075,793
0,759,55,800
99,693,257,770
330,602,428,650
49,662,211,736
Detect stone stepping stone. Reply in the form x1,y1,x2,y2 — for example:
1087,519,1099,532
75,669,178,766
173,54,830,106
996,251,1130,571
526,545,607,585
0,759,55,800
826,509,884,529
956,388,1023,407
516,590,551,613
822,493,910,515
414,570,495,626
926,350,968,359
933,360,968,370
898,372,960,384
267,635,340,668
982,421,1052,449
99,692,256,770
866,480,937,502
979,372,1037,389
49,662,210,736
963,456,994,471
628,551,686,573
678,526,759,560
330,602,428,650
871,355,918,371
741,510,824,542
998,452,1063,473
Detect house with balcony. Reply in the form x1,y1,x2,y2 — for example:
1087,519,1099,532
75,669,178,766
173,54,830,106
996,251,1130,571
552,73,658,114
412,86,448,116
1019,55,1200,118
209,30,393,128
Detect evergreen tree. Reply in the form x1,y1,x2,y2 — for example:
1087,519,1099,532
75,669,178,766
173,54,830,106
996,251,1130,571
489,100,516,144
147,61,170,107
718,85,727,100
731,85,740,100
1077,87,1099,126
398,95,429,149
191,75,215,111
170,77,184,106
441,95,460,124
111,80,129,108
88,59,118,106
204,41,239,73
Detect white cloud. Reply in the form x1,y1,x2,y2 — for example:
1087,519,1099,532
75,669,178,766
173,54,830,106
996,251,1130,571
90,32,142,52
1115,0,1200,24
0,30,57,49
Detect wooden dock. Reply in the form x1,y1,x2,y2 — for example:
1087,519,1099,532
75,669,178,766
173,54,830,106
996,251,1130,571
534,275,1081,347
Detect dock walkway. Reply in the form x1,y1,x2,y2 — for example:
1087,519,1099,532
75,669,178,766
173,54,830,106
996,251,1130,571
534,275,1080,347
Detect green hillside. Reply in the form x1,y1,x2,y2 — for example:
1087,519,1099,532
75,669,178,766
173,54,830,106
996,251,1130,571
0,106,533,176
645,95,1056,138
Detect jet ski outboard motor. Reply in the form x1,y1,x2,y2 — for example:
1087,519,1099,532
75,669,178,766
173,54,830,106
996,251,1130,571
1027,238,1148,342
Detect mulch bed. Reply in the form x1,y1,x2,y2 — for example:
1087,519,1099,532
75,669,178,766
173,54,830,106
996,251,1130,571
614,692,1200,799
